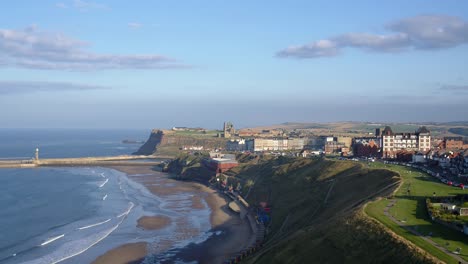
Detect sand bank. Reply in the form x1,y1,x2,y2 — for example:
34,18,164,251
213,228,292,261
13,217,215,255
92,242,147,264
92,165,253,264
137,216,171,231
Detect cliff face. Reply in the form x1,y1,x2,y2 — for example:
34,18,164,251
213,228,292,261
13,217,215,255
133,130,164,155
134,129,228,155
165,154,215,183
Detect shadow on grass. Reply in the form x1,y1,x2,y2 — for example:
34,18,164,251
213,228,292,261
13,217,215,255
399,224,468,258
414,176,444,184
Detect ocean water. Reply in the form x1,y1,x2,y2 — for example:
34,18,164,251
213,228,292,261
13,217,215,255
0,129,212,264
0,128,147,159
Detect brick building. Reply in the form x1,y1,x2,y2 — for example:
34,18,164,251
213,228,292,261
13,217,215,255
444,137,464,150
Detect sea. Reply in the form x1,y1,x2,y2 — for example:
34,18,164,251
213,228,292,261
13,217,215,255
0,129,212,264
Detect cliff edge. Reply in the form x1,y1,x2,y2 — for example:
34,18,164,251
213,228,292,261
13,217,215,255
133,129,228,155
133,129,165,155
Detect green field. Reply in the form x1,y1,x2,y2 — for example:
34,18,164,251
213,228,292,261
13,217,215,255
449,127,468,137
365,162,468,263
172,129,220,137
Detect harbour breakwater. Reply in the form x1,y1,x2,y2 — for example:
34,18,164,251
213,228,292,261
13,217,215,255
0,155,172,168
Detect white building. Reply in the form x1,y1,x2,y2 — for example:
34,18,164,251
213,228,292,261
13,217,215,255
226,139,246,152
381,126,431,159
246,138,305,152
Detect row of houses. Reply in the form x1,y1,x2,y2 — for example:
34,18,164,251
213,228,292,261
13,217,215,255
223,126,467,161
416,150,468,177
226,138,305,152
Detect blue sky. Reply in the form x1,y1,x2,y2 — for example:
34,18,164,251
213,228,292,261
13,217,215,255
0,0,467,129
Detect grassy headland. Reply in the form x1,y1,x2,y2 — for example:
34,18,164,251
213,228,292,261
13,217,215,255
166,154,441,263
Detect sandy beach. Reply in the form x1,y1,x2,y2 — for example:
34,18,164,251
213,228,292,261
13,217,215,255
91,165,254,264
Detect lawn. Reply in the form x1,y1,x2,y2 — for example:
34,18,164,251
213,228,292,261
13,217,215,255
172,130,220,137
365,162,468,264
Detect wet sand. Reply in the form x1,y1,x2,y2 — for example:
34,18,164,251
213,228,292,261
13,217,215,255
92,165,253,264
137,216,171,231
92,242,147,264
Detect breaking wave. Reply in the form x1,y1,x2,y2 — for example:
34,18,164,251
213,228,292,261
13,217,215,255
99,178,109,188
40,234,65,246
77,219,111,230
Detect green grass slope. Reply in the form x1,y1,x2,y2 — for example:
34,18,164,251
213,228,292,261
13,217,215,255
365,163,468,264
226,157,440,264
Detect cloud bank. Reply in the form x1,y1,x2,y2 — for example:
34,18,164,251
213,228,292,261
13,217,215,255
440,84,468,91
56,0,108,11
0,81,109,94
277,15,468,58
0,26,185,70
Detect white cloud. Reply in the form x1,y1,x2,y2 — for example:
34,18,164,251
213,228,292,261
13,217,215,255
277,40,339,58
56,2,67,9
278,15,468,58
0,26,186,70
0,80,109,94
128,22,143,29
388,15,468,49
56,0,108,11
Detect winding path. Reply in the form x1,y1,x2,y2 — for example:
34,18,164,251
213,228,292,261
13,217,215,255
383,199,467,264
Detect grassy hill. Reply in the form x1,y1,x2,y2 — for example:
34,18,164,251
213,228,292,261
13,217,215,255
223,157,440,263
365,163,468,264
166,155,460,263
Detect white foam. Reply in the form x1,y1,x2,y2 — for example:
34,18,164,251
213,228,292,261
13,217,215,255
99,178,109,188
100,172,105,178
40,234,65,246
49,223,122,264
117,202,134,218
77,219,111,230
102,194,108,201
25,210,131,264
128,173,153,177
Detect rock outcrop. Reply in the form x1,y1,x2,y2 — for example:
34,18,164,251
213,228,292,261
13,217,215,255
133,130,165,155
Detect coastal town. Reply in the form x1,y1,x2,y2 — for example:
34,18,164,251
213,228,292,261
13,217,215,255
153,121,468,263
2,0,468,263
173,122,468,182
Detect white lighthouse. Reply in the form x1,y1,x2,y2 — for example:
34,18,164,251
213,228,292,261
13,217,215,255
35,148,39,161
